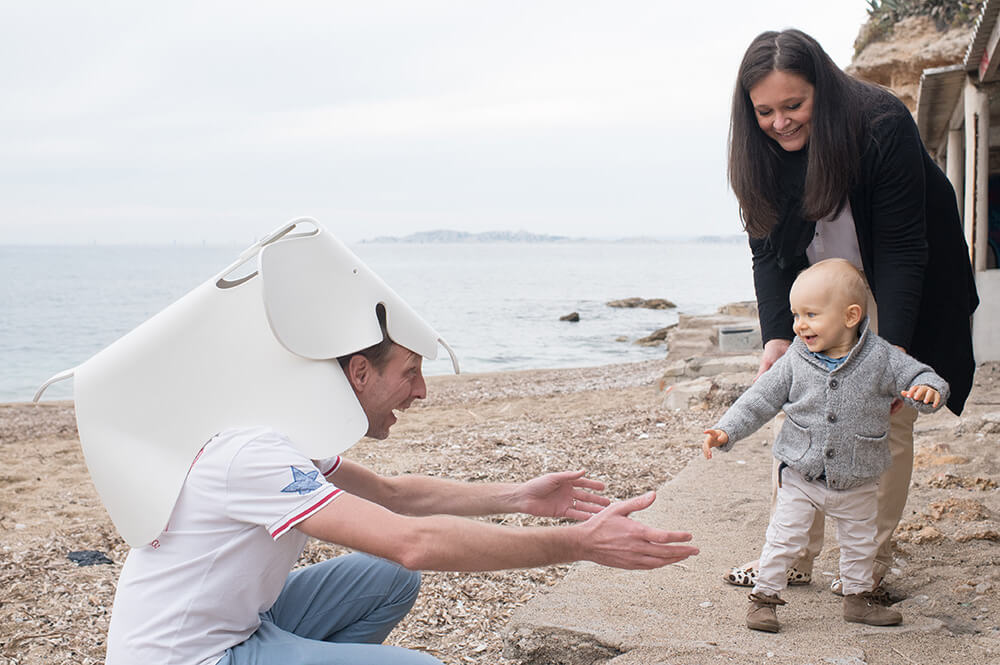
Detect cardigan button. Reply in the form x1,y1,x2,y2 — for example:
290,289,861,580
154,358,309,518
826,449,835,459
826,412,837,423
829,379,839,389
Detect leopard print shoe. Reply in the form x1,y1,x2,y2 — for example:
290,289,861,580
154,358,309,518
723,565,812,587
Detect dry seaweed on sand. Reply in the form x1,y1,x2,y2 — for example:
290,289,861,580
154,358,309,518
0,360,708,665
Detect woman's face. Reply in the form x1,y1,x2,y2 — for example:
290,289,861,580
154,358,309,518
748,70,814,152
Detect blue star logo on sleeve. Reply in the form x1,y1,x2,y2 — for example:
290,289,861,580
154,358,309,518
281,466,322,495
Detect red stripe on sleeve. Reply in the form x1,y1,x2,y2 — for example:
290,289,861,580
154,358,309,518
270,488,342,540
321,456,342,478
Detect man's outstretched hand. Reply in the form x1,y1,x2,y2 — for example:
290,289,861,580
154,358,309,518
518,470,612,520
576,492,698,570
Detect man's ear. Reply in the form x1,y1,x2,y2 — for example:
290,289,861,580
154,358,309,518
345,354,371,393
844,303,863,328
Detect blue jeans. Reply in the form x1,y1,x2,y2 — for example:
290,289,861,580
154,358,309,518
218,553,443,665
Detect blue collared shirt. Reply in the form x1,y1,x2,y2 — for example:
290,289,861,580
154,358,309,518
809,350,848,372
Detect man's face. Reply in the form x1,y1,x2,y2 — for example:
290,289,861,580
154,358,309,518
355,343,427,440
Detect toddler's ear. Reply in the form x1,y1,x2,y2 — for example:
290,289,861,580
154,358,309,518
844,303,863,328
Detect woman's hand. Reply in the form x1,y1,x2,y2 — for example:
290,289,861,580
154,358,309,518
755,339,791,381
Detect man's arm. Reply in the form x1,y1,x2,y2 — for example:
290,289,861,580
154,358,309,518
297,490,697,572
327,457,610,519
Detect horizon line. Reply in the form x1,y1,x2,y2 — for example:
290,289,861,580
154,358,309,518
0,233,746,248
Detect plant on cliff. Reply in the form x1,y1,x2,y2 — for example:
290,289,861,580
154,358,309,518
857,0,984,53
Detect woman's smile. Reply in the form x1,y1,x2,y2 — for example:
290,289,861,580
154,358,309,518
749,70,814,151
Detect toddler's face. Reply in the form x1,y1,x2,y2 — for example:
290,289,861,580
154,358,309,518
788,279,860,359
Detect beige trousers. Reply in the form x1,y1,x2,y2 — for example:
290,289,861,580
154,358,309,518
770,404,917,582
756,467,878,596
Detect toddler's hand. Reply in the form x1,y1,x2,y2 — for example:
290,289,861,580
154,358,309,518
901,385,941,409
702,429,729,459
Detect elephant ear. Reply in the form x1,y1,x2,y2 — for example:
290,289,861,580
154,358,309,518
259,227,459,372
57,224,369,547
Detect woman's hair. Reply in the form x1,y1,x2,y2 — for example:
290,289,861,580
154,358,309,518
728,29,869,238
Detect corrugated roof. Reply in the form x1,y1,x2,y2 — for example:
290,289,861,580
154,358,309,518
917,0,1000,151
916,65,967,151
964,0,999,73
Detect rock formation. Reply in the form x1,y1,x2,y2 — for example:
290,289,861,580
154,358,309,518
605,297,676,309
848,15,976,110
634,325,674,346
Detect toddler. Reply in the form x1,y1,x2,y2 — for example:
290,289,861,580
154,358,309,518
703,258,948,632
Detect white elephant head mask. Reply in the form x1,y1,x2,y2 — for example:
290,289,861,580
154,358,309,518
35,218,459,547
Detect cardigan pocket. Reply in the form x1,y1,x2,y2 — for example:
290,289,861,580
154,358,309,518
776,415,812,462
851,432,891,475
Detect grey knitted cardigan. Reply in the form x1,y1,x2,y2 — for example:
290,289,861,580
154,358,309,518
715,321,948,489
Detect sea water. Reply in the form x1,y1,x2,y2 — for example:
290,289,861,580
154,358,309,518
0,240,755,403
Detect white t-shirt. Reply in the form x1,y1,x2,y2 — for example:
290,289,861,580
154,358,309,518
105,427,345,665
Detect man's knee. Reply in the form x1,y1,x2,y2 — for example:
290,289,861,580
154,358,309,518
393,565,422,607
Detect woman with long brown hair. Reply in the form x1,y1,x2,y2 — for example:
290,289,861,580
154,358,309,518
723,28,978,598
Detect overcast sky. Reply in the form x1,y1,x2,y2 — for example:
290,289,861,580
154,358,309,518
2,1,871,245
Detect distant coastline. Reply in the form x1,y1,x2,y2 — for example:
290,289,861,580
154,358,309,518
361,229,744,244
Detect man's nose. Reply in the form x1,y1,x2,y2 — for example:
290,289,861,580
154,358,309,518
412,373,427,400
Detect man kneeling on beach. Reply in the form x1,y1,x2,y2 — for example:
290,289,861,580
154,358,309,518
40,221,697,665
110,316,697,664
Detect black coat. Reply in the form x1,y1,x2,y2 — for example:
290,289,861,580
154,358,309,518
749,90,979,415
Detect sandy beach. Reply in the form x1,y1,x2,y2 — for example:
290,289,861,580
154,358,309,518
0,358,710,665
2,355,998,665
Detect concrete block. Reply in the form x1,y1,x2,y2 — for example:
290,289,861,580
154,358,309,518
717,324,761,353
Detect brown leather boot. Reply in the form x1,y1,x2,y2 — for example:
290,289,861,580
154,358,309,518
746,592,786,632
843,591,903,626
